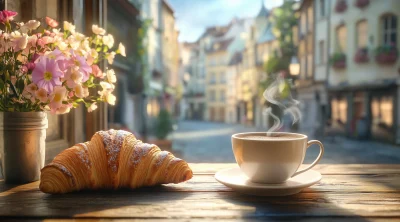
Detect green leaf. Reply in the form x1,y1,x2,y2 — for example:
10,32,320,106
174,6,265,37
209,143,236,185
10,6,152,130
0,78,4,90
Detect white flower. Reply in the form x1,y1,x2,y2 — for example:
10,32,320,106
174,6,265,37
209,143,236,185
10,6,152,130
106,52,116,64
74,84,84,98
106,69,117,83
21,20,41,32
102,34,114,48
90,48,98,59
92,25,106,35
10,31,28,51
118,43,126,57
25,83,38,94
35,88,48,103
49,86,67,110
56,104,71,114
106,93,116,105
98,81,116,105
88,102,98,112
27,35,38,47
65,67,83,88
63,21,76,34
82,86,89,97
55,41,68,51
99,81,115,93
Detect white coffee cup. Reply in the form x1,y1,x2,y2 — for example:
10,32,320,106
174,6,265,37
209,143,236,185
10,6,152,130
231,132,324,184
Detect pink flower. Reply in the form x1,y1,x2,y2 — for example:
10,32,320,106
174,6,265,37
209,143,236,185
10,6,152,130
47,49,67,71
21,65,28,73
68,52,92,82
26,62,35,70
54,104,72,114
37,36,54,47
0,10,18,23
88,102,98,112
31,53,40,63
35,88,48,103
32,57,63,93
49,86,67,111
25,83,38,94
91,65,104,78
45,17,59,28
64,67,83,88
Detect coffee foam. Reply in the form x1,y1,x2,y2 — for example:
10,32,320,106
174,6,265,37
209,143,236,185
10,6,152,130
243,135,297,140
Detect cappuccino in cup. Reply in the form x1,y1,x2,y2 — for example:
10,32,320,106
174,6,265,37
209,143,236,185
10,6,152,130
231,132,324,184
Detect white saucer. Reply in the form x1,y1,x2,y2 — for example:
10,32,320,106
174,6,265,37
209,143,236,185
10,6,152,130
215,167,322,196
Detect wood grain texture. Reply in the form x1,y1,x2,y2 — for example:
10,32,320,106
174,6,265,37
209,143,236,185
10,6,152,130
0,164,399,221
189,164,400,175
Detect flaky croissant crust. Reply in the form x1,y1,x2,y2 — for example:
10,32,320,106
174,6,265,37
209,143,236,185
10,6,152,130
40,129,193,194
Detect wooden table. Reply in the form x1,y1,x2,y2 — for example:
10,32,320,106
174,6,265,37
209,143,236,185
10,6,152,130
0,164,399,221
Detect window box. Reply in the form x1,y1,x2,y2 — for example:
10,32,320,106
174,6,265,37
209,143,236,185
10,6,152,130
330,52,346,69
354,47,369,64
375,45,398,65
335,0,347,13
355,0,369,9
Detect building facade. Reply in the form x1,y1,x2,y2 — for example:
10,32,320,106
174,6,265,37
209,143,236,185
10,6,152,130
162,0,180,115
326,0,400,143
237,3,277,127
296,0,329,138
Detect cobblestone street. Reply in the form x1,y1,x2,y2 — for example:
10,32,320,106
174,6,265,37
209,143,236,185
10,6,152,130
171,120,400,164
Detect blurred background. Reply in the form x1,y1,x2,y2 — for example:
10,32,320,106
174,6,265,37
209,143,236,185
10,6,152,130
6,0,400,164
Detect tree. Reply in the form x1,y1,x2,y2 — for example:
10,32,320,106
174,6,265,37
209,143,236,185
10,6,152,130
270,0,298,60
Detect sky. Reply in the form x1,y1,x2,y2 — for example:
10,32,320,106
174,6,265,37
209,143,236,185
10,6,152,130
168,0,284,43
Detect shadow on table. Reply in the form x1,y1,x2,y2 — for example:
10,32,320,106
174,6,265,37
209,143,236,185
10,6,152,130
0,183,192,219
217,189,370,221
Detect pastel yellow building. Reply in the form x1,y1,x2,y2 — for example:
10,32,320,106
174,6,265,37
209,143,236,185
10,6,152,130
237,3,278,127
205,39,233,122
162,0,180,113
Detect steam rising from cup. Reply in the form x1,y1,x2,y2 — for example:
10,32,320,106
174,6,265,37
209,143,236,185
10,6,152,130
263,74,301,136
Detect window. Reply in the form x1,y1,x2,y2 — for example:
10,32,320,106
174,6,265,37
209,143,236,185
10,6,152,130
331,97,347,125
307,54,313,77
336,25,347,51
300,57,306,78
220,72,226,83
210,73,216,84
381,14,397,45
307,6,313,32
319,40,325,64
320,0,325,18
220,90,225,102
372,96,393,127
301,12,306,34
356,20,368,48
210,90,216,101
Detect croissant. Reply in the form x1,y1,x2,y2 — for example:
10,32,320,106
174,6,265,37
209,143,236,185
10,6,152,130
40,129,193,194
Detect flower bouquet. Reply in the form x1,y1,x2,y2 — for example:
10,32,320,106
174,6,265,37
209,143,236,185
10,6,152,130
335,0,348,13
354,47,369,64
0,10,126,113
354,0,370,9
0,10,126,184
330,52,346,69
375,44,398,65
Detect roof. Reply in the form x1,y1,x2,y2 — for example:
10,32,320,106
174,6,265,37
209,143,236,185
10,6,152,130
162,0,174,15
256,0,270,18
257,23,275,43
206,38,234,53
229,51,243,65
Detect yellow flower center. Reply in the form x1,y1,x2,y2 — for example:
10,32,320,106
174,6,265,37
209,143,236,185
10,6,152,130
53,93,61,102
44,71,53,81
74,60,80,67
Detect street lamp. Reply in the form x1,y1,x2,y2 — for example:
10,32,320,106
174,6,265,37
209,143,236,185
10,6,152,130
289,56,300,76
